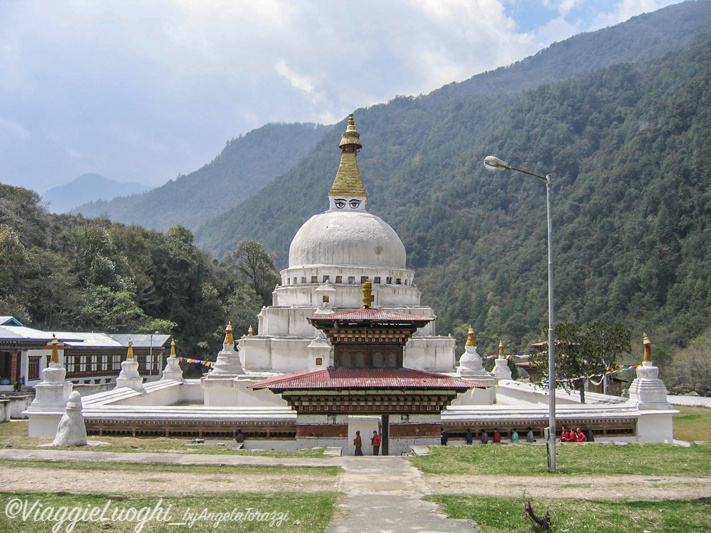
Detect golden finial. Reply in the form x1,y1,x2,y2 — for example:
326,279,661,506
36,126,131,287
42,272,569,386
362,280,374,308
499,340,504,358
330,113,368,198
465,326,476,347
50,335,59,364
224,322,234,345
248,325,254,336
127,339,134,360
170,338,176,356
643,333,652,362
338,113,362,149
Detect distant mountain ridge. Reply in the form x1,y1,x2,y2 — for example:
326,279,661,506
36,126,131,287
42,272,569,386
75,122,331,232
43,173,150,214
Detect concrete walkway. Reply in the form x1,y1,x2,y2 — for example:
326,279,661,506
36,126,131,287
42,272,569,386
328,457,478,533
0,448,478,533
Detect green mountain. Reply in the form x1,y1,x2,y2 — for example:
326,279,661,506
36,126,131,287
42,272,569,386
75,122,331,232
195,2,711,358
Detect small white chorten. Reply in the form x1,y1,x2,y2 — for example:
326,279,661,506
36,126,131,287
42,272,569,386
160,338,185,382
456,326,495,404
492,340,513,381
207,322,244,376
628,334,676,442
25,336,74,437
115,339,146,393
53,390,88,447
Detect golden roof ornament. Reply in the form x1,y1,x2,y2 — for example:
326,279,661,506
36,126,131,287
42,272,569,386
362,280,374,308
499,340,504,358
224,322,234,345
329,113,368,198
50,335,59,364
643,333,652,363
465,326,476,347
126,339,134,360
170,338,176,356
248,325,254,336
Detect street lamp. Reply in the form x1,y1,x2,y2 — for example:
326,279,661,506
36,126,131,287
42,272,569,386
149,331,159,379
483,155,557,471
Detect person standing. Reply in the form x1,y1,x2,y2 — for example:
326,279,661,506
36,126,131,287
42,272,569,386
493,429,501,443
480,430,489,444
371,430,381,455
354,430,363,455
465,429,473,445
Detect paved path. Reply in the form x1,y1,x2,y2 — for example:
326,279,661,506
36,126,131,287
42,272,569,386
327,457,478,533
0,449,478,532
668,395,711,408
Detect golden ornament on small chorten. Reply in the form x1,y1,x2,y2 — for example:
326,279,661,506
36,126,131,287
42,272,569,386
499,340,504,358
248,325,254,336
170,338,176,356
224,322,234,345
49,335,60,364
643,333,652,362
126,339,134,360
465,326,476,347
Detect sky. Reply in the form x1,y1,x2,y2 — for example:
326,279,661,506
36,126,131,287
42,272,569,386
0,0,687,194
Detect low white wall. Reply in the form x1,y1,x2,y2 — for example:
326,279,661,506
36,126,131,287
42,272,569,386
0,400,10,422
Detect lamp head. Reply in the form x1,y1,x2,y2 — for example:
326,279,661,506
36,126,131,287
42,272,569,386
484,155,510,171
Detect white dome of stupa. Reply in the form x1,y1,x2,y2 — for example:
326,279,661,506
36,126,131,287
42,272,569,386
289,211,406,268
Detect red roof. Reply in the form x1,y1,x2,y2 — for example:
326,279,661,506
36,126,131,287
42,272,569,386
308,308,433,325
253,367,483,390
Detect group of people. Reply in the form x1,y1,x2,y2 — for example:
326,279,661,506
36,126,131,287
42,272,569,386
353,430,381,456
561,426,589,442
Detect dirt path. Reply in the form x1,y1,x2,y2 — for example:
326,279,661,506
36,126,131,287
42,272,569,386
1,465,337,496
2,464,710,501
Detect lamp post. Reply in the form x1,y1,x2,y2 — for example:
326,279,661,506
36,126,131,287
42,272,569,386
149,331,158,379
483,155,557,471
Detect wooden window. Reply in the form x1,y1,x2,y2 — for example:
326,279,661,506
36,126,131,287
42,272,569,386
374,277,381,284
335,276,342,283
361,276,369,283
323,275,330,283
28,356,41,380
311,276,318,283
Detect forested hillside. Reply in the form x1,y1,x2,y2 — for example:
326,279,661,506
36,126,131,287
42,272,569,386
0,185,264,366
196,33,711,360
76,122,330,232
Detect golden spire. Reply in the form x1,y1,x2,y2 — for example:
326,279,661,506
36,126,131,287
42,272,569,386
329,113,368,197
499,340,504,358
224,322,234,344
127,339,134,360
362,280,374,308
643,333,652,363
465,326,476,347
50,335,59,364
248,325,254,336
170,338,176,356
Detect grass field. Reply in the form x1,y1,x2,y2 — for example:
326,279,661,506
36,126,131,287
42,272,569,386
673,405,711,441
0,492,338,532
428,495,711,533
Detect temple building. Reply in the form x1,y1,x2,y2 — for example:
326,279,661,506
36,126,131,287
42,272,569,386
22,114,678,450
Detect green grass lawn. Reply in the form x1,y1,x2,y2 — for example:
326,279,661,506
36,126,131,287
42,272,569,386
0,420,325,457
428,495,711,533
0,492,338,532
673,405,711,441
411,441,711,476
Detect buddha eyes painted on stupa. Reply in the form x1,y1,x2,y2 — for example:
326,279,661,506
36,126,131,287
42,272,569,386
334,199,347,209
349,199,361,209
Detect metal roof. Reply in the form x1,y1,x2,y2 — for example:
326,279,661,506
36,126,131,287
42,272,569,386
253,367,482,391
109,334,171,348
0,316,23,326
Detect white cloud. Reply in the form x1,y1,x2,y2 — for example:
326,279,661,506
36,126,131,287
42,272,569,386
275,59,315,95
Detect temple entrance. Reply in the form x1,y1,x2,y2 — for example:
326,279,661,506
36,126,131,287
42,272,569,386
347,415,389,456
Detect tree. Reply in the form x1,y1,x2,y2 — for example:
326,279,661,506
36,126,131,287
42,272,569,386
534,321,631,402
223,240,279,305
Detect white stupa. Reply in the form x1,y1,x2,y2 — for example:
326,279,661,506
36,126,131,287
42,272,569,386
25,336,73,437
492,340,513,381
115,339,145,393
238,114,456,374
456,326,495,404
160,338,185,382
